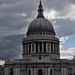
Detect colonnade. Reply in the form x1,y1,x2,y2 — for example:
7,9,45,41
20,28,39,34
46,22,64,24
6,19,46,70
23,42,59,54
5,66,75,75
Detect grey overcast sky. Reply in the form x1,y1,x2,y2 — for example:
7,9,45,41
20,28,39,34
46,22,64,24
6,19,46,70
0,0,75,61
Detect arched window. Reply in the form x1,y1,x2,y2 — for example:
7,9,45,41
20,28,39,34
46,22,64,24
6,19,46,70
38,69,43,75
28,69,31,75
50,69,52,75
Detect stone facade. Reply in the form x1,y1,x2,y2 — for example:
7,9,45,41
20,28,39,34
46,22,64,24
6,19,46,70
4,59,75,75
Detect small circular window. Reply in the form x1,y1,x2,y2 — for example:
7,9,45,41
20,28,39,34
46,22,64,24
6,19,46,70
39,57,42,60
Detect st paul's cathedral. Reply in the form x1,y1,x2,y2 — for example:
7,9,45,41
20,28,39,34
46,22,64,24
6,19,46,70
4,0,75,75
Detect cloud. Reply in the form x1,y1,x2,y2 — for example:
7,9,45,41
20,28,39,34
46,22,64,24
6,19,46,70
44,0,75,20
59,36,71,43
44,9,56,19
51,19,75,37
0,34,24,60
0,0,37,36
60,45,63,49
60,47,75,59
0,0,19,5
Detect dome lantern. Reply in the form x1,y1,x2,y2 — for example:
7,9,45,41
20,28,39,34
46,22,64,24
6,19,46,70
37,0,44,18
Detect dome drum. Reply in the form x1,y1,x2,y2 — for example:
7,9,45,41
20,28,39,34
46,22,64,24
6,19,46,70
27,31,55,38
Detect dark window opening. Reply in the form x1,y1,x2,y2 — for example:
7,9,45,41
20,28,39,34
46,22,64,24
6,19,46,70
10,68,13,75
39,57,42,60
40,43,42,53
29,69,31,75
44,42,46,53
51,43,53,53
36,43,38,53
38,69,43,75
50,69,52,75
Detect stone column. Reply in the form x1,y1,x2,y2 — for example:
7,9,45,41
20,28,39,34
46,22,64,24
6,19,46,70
34,68,36,75
66,67,68,75
61,68,63,75
54,44,56,53
55,44,57,53
54,43,55,53
73,67,75,75
31,43,35,53
28,43,29,53
5,67,9,75
52,68,54,75
13,68,20,75
57,44,59,53
53,43,54,53
64,68,66,75
50,43,51,53
31,68,34,75
34,43,36,53
46,43,47,53
29,43,31,53
45,68,48,75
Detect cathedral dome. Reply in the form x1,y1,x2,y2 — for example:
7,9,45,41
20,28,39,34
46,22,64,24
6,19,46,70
27,18,55,34
26,0,55,35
